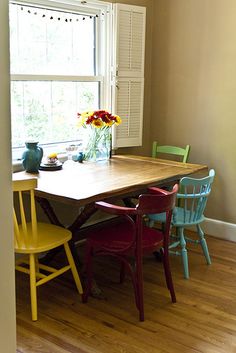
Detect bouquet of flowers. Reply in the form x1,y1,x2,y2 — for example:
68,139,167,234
77,110,122,128
77,110,122,161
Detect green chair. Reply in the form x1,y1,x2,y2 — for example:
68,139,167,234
148,169,215,279
124,142,190,207
152,141,190,163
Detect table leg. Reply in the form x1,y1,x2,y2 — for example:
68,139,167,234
68,203,97,242
36,197,97,269
67,203,98,269
123,197,137,208
36,197,64,263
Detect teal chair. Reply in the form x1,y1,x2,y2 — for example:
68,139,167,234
152,141,191,163
148,169,215,279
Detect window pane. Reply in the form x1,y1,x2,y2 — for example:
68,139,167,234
11,81,99,148
10,4,95,75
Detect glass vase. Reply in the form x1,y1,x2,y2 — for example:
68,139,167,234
83,126,111,162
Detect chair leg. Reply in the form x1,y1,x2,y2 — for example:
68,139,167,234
135,255,144,321
29,254,37,321
81,244,93,303
64,242,83,294
197,224,211,265
119,258,140,312
179,228,189,279
161,248,176,303
136,276,144,321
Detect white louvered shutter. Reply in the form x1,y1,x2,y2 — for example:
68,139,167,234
112,4,146,148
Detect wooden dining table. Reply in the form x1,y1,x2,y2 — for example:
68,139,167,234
13,154,208,266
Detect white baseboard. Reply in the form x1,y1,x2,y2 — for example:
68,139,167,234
203,218,236,243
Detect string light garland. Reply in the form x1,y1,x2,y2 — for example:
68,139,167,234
13,2,103,22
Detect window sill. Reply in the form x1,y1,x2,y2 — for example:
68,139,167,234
12,140,83,173
12,154,68,173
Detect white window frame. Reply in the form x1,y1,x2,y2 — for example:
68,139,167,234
10,1,146,163
10,0,112,159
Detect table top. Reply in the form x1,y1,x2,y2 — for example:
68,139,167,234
13,155,208,206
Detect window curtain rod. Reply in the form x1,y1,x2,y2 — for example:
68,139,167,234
10,1,105,18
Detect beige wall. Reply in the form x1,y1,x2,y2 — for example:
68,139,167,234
0,0,17,351
152,0,236,223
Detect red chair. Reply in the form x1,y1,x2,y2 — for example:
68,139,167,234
82,185,178,321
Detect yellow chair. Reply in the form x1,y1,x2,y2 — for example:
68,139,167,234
13,178,83,321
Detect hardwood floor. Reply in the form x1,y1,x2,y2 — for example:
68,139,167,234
16,234,236,353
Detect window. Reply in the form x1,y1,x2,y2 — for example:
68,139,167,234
10,0,111,157
9,0,146,159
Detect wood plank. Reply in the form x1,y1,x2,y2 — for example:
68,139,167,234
13,155,207,206
16,235,236,353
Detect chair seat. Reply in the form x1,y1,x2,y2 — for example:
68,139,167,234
149,207,205,227
87,218,164,254
15,222,72,254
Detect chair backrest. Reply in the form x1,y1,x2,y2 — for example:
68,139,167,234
135,184,178,248
137,184,178,215
173,169,215,225
13,178,38,249
152,141,190,163
95,184,178,254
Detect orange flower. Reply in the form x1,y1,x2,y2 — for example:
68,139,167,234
92,118,103,128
